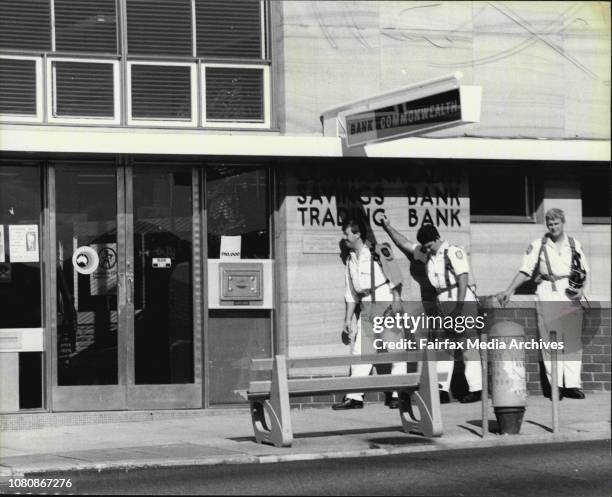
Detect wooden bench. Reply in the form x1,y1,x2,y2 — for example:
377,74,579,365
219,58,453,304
247,349,446,447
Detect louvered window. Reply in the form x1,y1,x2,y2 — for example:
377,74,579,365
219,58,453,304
0,58,38,116
130,64,194,122
204,66,265,123
52,61,115,118
0,0,50,51
127,0,193,56
54,0,118,53
196,0,263,58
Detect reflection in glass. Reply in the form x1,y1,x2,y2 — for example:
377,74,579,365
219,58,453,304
133,166,194,384
55,165,118,385
206,165,269,259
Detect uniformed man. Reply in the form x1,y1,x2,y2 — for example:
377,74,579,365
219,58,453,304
418,224,483,403
380,216,447,403
333,218,406,410
498,208,589,399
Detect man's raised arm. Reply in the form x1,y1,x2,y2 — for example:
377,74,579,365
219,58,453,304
380,215,416,258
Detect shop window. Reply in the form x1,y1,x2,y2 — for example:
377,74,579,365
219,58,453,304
206,165,270,259
128,62,197,126
582,169,611,224
195,0,264,59
203,65,269,127
47,59,120,124
127,0,193,56
0,163,42,329
470,168,536,222
54,0,117,53
0,57,42,122
0,0,50,51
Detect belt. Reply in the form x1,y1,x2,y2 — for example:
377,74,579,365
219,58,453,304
540,274,569,282
436,284,457,295
361,279,390,297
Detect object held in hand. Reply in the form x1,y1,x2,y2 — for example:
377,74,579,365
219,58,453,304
566,265,586,299
341,329,352,345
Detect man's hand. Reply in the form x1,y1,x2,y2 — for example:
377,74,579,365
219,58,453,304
391,298,404,315
496,291,511,307
341,320,356,345
568,288,584,301
380,214,391,230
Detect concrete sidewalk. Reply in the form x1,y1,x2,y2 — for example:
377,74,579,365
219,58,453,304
1,393,610,478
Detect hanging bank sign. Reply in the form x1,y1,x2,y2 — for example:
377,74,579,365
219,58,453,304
345,89,461,147
321,73,482,148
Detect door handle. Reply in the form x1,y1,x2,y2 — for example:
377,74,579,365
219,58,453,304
127,274,134,304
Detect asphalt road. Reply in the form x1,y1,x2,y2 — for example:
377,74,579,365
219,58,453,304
11,440,612,496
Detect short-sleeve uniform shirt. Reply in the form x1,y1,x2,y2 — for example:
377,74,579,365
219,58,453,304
519,234,589,301
345,245,394,303
425,241,476,303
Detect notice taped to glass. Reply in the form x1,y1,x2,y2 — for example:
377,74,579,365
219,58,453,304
8,224,39,263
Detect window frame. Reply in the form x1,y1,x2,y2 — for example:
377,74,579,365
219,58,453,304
127,60,198,127
201,63,270,129
46,57,120,125
582,169,611,225
51,0,120,55
469,168,538,224
195,0,266,60
0,55,44,123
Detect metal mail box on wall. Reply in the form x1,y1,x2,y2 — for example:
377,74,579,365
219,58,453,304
219,263,263,305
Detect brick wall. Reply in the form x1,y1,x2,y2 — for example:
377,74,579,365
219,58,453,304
289,304,610,407
490,306,611,394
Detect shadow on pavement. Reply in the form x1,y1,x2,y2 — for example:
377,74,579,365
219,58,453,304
524,419,554,433
368,436,435,447
228,426,406,443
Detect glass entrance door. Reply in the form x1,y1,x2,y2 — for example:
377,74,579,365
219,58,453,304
50,162,201,411
127,164,201,409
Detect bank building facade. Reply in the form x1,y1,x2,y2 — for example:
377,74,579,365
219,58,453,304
0,1,609,420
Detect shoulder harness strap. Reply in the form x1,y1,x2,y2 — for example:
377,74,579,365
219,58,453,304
568,236,576,256
540,236,557,292
370,245,377,304
443,248,455,299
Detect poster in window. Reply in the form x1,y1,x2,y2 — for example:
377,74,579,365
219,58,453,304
220,235,241,259
8,224,39,263
90,242,118,295
0,225,5,263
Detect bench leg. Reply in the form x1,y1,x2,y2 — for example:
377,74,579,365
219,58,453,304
399,352,443,437
249,355,293,447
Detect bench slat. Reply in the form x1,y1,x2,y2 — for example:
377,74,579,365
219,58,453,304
250,352,425,371
248,373,422,399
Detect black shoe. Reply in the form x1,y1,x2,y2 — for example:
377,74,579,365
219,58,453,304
388,399,399,409
332,398,364,410
544,388,564,401
460,391,482,404
562,388,585,399
439,391,450,404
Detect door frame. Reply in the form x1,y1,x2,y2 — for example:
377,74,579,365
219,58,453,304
48,158,202,411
